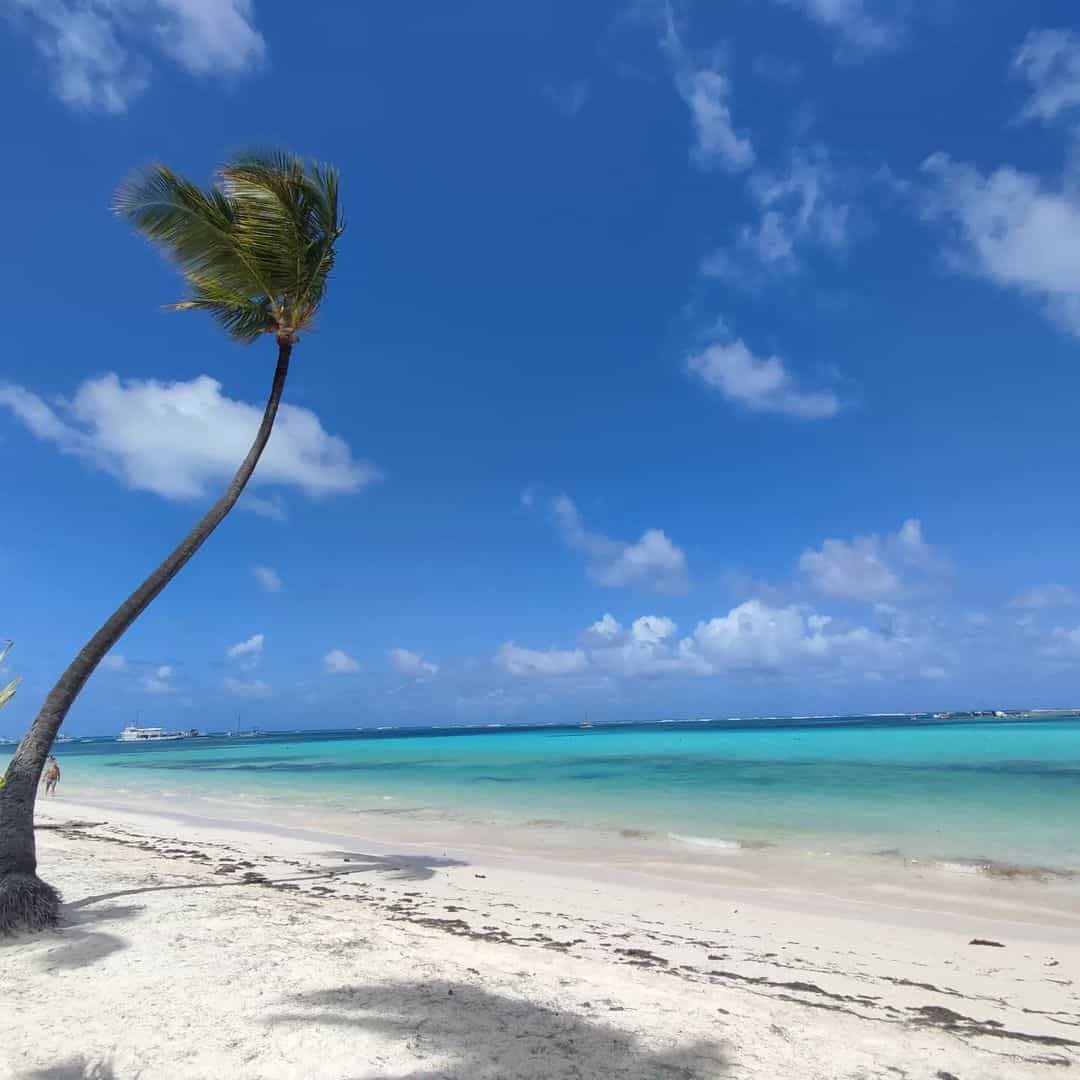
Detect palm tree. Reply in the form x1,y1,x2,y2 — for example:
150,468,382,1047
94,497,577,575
0,151,344,933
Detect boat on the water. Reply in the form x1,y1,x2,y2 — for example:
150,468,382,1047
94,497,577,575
117,723,198,742
228,713,262,738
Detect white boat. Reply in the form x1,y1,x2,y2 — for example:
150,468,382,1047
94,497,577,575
117,723,193,742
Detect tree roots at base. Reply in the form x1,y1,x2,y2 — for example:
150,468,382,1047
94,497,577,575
0,871,61,935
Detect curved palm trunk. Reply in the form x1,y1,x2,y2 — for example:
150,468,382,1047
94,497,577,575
0,341,293,934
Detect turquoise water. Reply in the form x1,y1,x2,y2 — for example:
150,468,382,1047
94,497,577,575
43,717,1080,869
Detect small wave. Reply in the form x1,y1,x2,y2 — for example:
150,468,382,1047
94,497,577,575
933,858,1077,881
933,860,983,876
668,833,744,853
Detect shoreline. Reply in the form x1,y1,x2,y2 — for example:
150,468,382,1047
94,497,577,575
45,716,1080,881
40,788,1080,931
3,794,1078,1077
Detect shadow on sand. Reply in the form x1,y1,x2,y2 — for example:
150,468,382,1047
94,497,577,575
0,899,142,972
17,850,463,974
268,981,732,1079
20,1057,116,1079
64,849,465,913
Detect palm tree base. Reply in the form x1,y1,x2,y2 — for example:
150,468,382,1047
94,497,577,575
0,871,60,935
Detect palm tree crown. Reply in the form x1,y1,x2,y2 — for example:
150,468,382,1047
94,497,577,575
114,150,344,344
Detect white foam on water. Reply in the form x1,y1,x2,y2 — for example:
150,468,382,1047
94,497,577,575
668,833,743,853
934,860,984,876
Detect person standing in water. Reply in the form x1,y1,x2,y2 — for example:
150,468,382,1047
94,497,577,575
43,755,60,796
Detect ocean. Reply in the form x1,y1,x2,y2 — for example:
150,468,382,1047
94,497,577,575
43,715,1080,873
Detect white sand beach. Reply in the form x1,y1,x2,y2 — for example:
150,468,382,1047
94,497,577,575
3,795,1078,1079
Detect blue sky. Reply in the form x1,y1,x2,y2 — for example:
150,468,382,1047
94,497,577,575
4,0,1080,734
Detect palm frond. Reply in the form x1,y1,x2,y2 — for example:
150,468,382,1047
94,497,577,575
0,641,17,712
174,276,277,343
114,166,276,307
0,677,19,711
115,150,344,344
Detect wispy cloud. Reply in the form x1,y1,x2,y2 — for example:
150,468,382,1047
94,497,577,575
141,663,176,694
1013,28,1080,125
702,147,852,283
798,519,938,601
660,5,754,173
918,33,1080,338
686,335,841,419
253,566,283,593
1011,584,1078,610
0,374,380,504
389,648,439,681
226,634,264,659
496,641,590,677
775,0,899,56
323,649,359,675
7,0,266,113
153,0,265,77
921,152,1080,338
532,493,689,592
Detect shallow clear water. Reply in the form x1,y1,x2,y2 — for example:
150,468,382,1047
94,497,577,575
41,717,1080,869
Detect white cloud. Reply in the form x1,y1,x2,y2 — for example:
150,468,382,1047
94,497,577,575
798,519,935,601
920,665,949,681
1013,28,1080,124
0,374,379,502
496,642,589,678
1011,584,1078,609
679,67,755,173
580,613,625,648
223,676,272,698
141,663,175,694
599,530,687,589
702,148,851,282
686,338,841,419
499,599,921,681
627,614,676,646
253,566,282,593
101,653,128,672
323,649,359,675
690,600,903,673
777,0,897,55
661,7,754,172
544,494,689,592
921,153,1080,337
1043,624,1080,658
152,0,265,76
226,633,264,659
244,494,287,521
8,0,265,113
389,648,439,681
589,615,709,678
